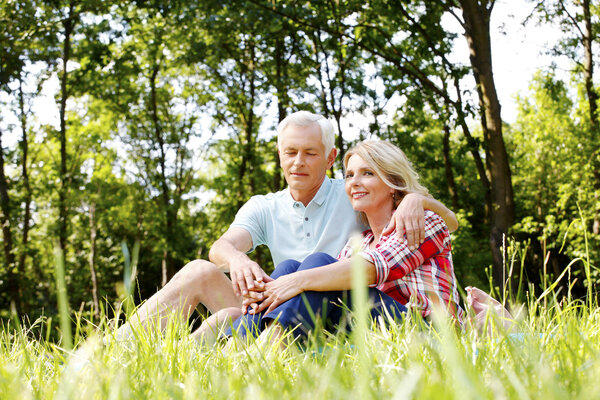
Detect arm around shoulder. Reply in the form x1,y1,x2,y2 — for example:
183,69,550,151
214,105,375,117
422,196,458,232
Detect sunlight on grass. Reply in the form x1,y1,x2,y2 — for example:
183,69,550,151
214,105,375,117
1,241,598,399
1,293,598,399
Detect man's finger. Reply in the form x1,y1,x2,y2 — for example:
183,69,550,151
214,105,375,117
231,271,241,296
245,291,264,301
417,217,425,245
383,213,396,235
236,271,249,295
395,218,405,242
406,221,416,249
243,270,255,292
251,264,264,284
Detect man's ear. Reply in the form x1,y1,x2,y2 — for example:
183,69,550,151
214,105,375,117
326,148,338,168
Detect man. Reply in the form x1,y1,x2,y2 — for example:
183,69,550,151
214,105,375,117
116,111,457,341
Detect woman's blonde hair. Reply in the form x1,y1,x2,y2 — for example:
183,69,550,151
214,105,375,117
344,140,430,224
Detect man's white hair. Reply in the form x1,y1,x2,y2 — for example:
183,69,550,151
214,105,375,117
277,111,336,154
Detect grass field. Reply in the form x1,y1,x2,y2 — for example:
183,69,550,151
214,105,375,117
1,291,599,400
1,240,598,399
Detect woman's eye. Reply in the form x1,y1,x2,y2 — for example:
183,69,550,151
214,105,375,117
364,171,374,176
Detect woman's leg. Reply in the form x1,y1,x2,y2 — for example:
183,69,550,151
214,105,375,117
261,253,407,338
262,253,342,337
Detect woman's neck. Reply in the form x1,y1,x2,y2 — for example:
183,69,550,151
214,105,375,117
365,207,394,244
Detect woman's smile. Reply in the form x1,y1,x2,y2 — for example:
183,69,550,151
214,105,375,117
345,154,394,214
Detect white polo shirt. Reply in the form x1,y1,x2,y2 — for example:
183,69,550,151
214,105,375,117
230,178,364,266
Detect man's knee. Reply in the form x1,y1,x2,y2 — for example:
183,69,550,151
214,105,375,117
172,259,224,295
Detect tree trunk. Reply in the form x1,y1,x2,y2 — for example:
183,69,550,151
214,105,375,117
459,0,515,291
273,37,287,192
18,77,31,306
442,124,460,210
149,58,176,283
581,0,600,235
236,41,257,210
452,77,492,218
0,129,19,313
58,3,75,257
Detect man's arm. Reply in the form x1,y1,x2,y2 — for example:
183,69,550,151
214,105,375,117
209,227,272,297
383,193,458,250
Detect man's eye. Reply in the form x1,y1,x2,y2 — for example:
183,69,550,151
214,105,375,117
345,173,353,179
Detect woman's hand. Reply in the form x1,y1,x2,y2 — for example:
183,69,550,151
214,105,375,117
249,272,305,315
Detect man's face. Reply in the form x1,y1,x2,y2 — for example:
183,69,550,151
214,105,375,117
278,123,336,195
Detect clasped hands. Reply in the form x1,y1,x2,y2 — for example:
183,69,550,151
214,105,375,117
240,273,305,316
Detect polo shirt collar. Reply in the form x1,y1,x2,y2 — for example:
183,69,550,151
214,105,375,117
312,177,332,206
286,177,332,208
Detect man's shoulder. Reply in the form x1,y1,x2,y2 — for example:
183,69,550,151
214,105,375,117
325,178,346,196
245,188,290,205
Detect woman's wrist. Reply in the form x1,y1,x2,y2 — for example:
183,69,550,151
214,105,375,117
295,269,311,292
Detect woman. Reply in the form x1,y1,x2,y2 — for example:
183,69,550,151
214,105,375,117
228,140,464,341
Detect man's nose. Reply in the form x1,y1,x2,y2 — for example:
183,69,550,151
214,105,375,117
293,153,305,166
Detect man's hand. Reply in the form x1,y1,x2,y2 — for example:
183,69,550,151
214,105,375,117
246,273,304,315
209,227,274,297
382,193,425,250
229,256,273,297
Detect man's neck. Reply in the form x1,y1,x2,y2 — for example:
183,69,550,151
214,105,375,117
289,178,326,206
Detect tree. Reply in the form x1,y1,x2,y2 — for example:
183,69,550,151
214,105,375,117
531,0,600,235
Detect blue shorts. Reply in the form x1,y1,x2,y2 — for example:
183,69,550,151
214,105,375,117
225,252,407,339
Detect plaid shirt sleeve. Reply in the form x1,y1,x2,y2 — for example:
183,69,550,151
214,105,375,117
358,211,450,288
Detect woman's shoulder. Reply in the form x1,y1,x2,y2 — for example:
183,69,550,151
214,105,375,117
424,210,447,228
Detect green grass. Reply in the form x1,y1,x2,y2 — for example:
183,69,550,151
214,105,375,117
1,296,599,400
2,235,598,399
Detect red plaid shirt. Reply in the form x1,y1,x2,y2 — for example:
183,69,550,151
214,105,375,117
338,210,464,323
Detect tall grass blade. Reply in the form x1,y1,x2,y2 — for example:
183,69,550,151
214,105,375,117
53,244,72,351
350,236,370,399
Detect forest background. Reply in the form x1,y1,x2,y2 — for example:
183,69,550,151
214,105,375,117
0,0,598,330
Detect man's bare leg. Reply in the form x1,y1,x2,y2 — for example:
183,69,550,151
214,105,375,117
190,306,242,346
116,259,241,340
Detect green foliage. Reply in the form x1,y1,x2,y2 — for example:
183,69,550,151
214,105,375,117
0,0,599,325
510,71,599,292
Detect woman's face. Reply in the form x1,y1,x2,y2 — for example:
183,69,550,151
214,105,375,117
345,154,394,214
